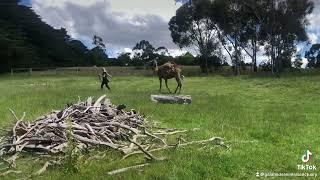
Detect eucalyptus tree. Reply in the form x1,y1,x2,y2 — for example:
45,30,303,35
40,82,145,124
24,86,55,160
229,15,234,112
169,0,222,73
132,40,156,64
305,44,320,68
261,0,313,76
174,0,313,76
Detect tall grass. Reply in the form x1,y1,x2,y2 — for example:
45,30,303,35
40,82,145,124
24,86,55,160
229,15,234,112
0,74,319,179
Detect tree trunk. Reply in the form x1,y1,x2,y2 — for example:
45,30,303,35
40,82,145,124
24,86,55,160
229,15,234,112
252,38,257,72
205,56,208,74
234,34,240,76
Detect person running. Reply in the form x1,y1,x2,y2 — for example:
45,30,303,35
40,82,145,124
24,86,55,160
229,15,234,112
99,68,112,90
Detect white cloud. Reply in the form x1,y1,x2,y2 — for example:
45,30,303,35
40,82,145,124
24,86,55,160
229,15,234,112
110,0,181,21
31,0,183,57
302,57,308,68
124,48,133,53
169,49,187,57
307,0,320,44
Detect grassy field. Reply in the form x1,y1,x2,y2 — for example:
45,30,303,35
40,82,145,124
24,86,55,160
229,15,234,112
0,74,320,179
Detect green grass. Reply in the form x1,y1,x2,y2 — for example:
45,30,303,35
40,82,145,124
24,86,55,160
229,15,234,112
0,74,320,179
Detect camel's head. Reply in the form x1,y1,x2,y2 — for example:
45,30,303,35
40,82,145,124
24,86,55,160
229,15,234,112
148,58,158,71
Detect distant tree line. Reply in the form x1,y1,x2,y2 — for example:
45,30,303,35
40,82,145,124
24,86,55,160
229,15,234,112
108,39,228,71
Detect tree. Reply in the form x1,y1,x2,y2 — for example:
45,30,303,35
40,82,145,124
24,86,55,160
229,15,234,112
131,40,173,67
175,52,195,65
231,0,270,72
87,35,108,66
293,54,303,69
132,40,156,64
117,52,131,66
305,44,320,68
67,40,88,55
261,0,313,76
155,46,170,56
87,47,108,66
0,0,93,71
92,35,106,51
209,0,313,76
169,0,221,73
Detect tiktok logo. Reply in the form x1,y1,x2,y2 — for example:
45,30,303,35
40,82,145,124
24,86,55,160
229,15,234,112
301,150,312,163
297,150,316,171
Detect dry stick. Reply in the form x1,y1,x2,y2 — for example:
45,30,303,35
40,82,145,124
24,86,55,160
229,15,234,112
17,142,29,152
5,153,19,168
87,152,107,161
92,95,106,114
144,130,166,145
8,109,19,121
129,135,139,149
96,132,114,144
33,161,51,176
34,161,51,176
83,106,104,113
84,123,95,135
72,133,119,150
12,120,21,146
15,122,40,144
108,163,150,175
128,139,163,161
93,95,106,107
20,112,26,121
56,106,73,122
31,160,61,177
153,130,188,135
0,167,9,171
0,170,22,176
7,153,19,164
107,122,140,134
123,137,225,159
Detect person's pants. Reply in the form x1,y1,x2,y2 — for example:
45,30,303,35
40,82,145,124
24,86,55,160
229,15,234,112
101,81,110,90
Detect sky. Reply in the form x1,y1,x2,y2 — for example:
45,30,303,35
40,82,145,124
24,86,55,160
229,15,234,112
21,0,320,64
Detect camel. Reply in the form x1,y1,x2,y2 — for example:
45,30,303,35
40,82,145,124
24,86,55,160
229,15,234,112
151,60,183,94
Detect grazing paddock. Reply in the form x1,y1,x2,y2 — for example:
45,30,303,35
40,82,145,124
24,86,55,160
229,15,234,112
0,74,319,179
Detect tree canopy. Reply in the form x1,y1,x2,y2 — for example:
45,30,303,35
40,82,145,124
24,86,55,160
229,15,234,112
173,0,314,75
0,0,108,73
305,44,320,68
169,0,222,73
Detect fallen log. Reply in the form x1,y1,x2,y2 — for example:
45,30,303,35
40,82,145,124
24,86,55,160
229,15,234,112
151,95,191,104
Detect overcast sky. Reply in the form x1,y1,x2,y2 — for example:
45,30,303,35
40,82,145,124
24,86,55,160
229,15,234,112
28,0,184,57
23,0,320,62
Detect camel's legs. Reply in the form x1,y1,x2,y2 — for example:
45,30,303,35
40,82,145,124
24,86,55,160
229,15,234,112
174,77,182,94
165,79,171,93
159,77,162,92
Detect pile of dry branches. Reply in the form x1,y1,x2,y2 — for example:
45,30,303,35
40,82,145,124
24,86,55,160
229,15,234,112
0,95,226,176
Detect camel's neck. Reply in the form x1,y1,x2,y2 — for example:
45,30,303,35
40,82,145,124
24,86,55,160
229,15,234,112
153,60,158,72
